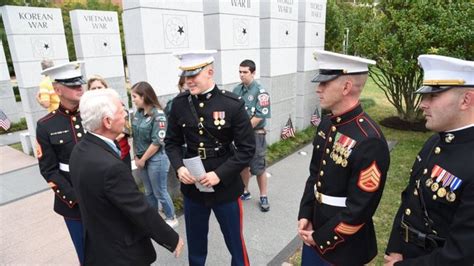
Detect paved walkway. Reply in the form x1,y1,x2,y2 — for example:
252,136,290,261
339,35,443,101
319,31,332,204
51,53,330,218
0,144,313,265
0,130,26,146
0,146,47,206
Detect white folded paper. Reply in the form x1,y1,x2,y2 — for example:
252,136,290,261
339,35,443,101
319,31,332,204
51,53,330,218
183,156,214,192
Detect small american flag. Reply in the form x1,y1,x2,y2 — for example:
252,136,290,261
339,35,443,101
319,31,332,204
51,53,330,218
281,116,295,140
310,108,321,127
0,109,11,131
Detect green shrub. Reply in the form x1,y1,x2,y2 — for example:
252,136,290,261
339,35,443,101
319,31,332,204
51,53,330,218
0,117,27,134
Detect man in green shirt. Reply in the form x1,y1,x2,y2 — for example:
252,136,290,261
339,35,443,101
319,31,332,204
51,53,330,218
233,59,272,212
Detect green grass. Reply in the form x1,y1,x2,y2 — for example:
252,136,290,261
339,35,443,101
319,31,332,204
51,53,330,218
8,142,23,152
0,117,27,135
266,126,316,165
289,77,433,265
364,77,432,265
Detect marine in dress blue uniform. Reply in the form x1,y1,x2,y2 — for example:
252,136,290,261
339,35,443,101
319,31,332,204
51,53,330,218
36,61,86,264
385,55,474,265
298,51,390,265
165,50,255,266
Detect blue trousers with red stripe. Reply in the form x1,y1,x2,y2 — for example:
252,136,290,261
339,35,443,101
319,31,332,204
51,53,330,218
184,196,249,266
301,244,331,266
64,218,84,265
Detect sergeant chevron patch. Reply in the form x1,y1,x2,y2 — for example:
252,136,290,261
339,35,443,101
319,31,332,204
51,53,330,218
335,222,364,235
358,161,381,192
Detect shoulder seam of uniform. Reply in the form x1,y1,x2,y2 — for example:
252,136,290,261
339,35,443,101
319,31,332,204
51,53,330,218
38,112,57,123
220,90,240,101
363,115,382,138
355,114,382,138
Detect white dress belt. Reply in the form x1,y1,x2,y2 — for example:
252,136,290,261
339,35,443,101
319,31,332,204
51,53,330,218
59,163,69,172
314,186,347,207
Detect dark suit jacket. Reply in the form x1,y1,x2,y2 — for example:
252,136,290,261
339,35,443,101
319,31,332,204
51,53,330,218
70,133,179,265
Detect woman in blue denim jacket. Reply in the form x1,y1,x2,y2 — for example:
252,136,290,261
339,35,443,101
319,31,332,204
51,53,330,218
131,81,178,228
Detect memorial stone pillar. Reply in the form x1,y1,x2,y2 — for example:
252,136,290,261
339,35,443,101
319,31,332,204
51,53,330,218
296,0,326,129
2,6,70,154
122,0,205,103
70,10,128,105
203,0,260,91
0,41,21,123
260,0,299,144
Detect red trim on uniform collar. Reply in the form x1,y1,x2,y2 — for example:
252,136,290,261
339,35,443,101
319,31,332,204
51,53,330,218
58,104,79,116
330,103,363,126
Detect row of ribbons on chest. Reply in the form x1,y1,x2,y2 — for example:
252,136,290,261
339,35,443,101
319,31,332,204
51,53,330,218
424,164,462,202
329,133,357,168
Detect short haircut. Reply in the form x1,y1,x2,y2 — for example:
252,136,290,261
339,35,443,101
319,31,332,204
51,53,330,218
80,89,120,132
87,75,109,90
240,59,256,73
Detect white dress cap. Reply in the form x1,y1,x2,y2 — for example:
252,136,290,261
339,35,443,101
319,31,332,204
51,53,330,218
416,55,474,94
41,61,85,86
311,50,376,83
173,50,217,77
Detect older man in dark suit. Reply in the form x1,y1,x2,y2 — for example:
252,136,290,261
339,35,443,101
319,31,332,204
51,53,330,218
70,89,184,265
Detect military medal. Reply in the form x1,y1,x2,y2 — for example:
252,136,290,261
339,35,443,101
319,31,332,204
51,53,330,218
437,187,447,198
431,182,439,192
331,133,357,166
333,143,339,153
431,164,463,202
447,174,462,203
213,111,220,125
341,159,348,167
219,111,226,126
437,168,454,198
338,145,344,154
343,149,351,158
425,178,434,187
446,191,456,202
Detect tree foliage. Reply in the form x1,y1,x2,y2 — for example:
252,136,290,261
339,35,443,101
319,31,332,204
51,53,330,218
325,0,375,54
324,0,345,52
354,1,474,122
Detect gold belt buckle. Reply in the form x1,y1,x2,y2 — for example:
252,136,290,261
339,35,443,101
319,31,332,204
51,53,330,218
198,147,207,159
315,191,322,204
